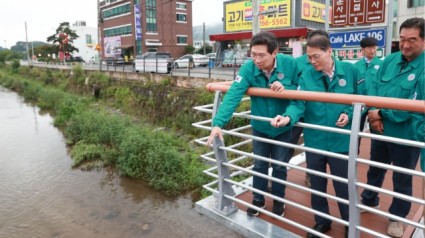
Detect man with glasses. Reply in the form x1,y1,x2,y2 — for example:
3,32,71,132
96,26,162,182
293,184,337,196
361,17,425,237
206,31,300,218
271,30,365,238
295,30,330,188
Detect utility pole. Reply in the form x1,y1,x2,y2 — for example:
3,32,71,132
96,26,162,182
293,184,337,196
97,0,102,71
25,22,31,67
31,41,35,61
3,40,6,49
385,0,394,56
325,0,330,32
203,22,206,55
252,0,260,35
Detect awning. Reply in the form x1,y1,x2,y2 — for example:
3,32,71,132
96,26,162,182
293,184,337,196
117,45,133,49
210,28,308,41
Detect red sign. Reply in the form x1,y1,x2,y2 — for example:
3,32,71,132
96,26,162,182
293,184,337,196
332,0,385,26
348,0,365,24
366,0,385,23
332,0,348,26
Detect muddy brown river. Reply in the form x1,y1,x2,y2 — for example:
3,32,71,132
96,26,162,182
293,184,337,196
0,87,242,238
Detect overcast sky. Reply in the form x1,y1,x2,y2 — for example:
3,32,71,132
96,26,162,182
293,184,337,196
0,0,225,49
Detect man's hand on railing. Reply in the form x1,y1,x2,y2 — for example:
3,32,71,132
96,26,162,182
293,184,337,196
335,113,349,127
206,126,224,146
270,115,291,128
269,81,284,92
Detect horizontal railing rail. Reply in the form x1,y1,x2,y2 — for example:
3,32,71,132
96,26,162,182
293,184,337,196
193,82,425,238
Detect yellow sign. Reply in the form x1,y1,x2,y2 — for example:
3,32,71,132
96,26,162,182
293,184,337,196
301,0,331,23
224,0,291,32
95,43,101,51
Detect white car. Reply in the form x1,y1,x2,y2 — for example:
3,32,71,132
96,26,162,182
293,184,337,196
173,54,209,68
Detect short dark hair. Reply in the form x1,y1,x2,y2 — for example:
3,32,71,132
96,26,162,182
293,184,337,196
250,31,278,54
400,17,424,40
360,37,378,48
307,30,329,39
306,35,331,51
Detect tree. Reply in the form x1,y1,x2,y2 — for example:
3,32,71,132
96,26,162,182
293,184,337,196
195,43,213,54
184,45,195,54
0,50,24,64
46,22,79,60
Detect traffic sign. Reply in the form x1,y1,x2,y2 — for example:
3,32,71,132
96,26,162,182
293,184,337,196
333,0,348,25
329,28,386,48
332,0,385,26
348,0,365,24
366,0,385,23
95,44,101,51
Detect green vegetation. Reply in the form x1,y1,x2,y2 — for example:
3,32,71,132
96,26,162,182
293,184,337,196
0,64,220,196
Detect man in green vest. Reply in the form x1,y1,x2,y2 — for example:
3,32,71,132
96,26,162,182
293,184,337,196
361,17,425,237
206,31,300,218
295,30,330,188
355,37,382,94
271,31,365,238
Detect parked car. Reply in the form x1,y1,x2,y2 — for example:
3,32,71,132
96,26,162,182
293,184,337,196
173,54,209,68
67,55,85,63
134,52,174,73
105,56,124,65
206,53,217,59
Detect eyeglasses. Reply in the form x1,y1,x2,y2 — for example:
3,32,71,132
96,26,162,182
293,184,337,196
250,53,269,60
307,52,326,61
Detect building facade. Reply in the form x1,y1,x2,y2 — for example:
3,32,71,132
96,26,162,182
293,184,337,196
391,0,425,51
99,0,193,62
71,21,98,62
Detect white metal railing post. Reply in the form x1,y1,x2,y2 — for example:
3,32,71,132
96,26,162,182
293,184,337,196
347,103,364,238
212,136,238,215
211,90,237,215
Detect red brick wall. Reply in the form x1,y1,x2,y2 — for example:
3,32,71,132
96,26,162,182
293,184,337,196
100,0,193,60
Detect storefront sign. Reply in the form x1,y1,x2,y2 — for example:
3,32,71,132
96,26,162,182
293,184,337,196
332,48,384,60
329,28,386,48
104,36,122,58
134,4,142,40
224,0,291,32
301,0,328,23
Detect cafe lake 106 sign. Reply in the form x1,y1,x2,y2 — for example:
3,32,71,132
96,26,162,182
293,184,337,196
330,28,386,49
332,0,385,26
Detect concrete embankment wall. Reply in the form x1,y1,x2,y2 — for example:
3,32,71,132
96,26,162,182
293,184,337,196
100,71,225,89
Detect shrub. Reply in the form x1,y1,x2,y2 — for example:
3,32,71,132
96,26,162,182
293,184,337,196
11,60,20,74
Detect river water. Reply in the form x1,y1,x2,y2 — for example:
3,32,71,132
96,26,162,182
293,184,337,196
0,87,242,238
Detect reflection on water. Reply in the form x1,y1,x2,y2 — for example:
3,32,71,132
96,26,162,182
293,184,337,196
0,87,242,238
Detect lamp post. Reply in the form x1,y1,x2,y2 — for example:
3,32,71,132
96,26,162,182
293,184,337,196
252,0,260,35
97,0,102,71
25,22,31,66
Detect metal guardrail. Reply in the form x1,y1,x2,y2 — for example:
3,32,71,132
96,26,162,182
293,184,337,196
21,59,243,81
192,82,425,238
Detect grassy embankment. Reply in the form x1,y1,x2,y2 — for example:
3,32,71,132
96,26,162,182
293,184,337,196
0,62,251,196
